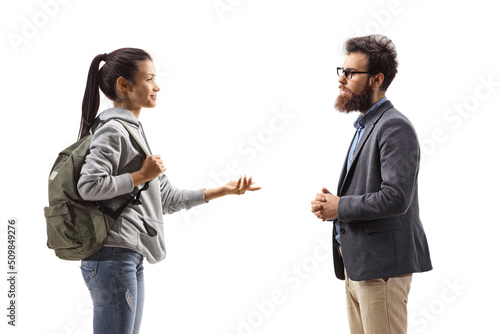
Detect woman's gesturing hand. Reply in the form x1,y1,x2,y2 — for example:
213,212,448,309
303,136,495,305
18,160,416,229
204,175,261,202
222,176,261,195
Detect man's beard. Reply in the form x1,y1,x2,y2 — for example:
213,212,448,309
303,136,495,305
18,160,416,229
335,82,374,113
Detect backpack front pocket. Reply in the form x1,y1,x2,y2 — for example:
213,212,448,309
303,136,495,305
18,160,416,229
44,202,83,250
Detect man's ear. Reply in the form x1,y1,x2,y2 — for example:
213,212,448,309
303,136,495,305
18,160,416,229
370,72,385,89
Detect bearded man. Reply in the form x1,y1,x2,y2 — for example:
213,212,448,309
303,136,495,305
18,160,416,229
311,35,432,334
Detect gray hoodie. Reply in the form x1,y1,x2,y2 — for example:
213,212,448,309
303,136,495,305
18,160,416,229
77,107,206,263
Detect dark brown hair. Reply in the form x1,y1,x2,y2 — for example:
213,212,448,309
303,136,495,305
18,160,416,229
78,48,152,139
344,34,398,91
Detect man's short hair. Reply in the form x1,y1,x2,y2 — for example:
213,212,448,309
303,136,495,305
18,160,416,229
344,34,398,91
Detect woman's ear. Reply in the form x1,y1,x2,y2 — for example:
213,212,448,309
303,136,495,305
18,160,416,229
116,76,128,92
115,76,131,101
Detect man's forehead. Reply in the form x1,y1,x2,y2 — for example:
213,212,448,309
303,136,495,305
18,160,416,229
343,52,368,69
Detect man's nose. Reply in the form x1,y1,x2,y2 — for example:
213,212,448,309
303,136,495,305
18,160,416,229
338,74,347,85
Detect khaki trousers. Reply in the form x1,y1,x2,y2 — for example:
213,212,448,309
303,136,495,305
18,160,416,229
345,270,412,334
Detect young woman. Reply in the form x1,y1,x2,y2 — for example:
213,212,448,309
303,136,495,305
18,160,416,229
76,48,260,334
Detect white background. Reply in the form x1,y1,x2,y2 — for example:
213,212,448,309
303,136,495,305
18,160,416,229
1,0,499,333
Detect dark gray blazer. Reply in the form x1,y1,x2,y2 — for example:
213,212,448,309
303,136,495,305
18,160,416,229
333,100,432,281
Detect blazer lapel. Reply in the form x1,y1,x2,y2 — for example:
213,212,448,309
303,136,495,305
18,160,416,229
338,101,394,195
337,133,355,195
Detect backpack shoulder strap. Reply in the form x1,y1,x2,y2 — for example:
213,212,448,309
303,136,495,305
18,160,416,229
91,116,152,220
113,119,151,156
92,116,150,156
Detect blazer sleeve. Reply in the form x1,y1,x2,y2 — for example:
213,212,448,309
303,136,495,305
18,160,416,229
158,173,207,214
77,124,135,201
338,117,420,222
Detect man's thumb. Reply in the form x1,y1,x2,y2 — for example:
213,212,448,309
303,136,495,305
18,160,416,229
322,187,331,194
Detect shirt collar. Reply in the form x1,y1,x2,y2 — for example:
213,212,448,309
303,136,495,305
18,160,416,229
353,96,387,130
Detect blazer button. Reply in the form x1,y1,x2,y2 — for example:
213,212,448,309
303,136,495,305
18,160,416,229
340,228,345,234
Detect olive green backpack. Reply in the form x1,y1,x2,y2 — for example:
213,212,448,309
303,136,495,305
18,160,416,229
44,118,149,260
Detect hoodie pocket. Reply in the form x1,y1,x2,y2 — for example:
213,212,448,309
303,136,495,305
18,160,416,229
139,218,159,240
140,218,158,238
137,218,165,262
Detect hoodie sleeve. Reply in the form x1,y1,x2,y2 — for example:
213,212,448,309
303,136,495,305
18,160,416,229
158,173,207,214
77,123,135,201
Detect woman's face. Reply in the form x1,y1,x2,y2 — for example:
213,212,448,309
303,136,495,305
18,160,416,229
123,60,160,110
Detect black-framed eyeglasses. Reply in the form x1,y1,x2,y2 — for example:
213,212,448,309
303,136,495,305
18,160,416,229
337,67,371,79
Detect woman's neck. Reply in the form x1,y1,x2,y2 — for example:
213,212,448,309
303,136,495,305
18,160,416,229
114,102,141,119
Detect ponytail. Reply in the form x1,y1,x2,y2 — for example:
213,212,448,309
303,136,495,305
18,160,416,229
78,53,107,140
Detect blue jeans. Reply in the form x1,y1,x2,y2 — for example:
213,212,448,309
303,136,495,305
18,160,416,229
81,247,145,334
